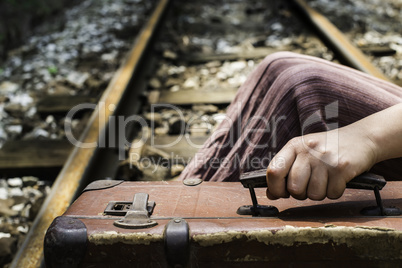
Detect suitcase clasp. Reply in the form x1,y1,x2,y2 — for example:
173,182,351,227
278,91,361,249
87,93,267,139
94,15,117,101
113,193,157,229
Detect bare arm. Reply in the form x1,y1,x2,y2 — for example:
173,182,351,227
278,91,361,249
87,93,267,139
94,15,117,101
266,103,402,200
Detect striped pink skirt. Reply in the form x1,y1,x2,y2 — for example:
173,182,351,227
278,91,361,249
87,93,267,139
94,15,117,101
179,52,402,182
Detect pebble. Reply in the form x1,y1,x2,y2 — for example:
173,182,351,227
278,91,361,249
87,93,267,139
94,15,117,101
7,178,23,188
154,124,170,136
10,203,25,212
171,164,185,177
170,85,180,92
183,77,199,89
163,50,177,60
0,233,11,239
22,127,49,139
23,187,43,202
21,204,31,218
8,188,23,197
101,50,118,62
0,189,8,200
66,71,90,89
189,122,212,136
143,113,162,128
192,104,219,114
17,225,29,234
148,78,162,89
0,201,17,217
0,82,19,95
3,103,26,117
5,125,23,137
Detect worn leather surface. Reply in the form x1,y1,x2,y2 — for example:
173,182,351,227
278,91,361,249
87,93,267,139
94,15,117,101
62,181,402,266
67,181,401,222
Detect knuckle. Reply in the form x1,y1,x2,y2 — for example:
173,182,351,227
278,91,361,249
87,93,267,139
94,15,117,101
335,157,350,170
288,137,302,148
266,166,277,177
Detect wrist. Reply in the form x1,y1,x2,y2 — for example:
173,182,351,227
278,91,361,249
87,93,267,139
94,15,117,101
365,103,402,163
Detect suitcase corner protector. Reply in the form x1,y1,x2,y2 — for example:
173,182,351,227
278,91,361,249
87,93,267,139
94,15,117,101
44,216,87,268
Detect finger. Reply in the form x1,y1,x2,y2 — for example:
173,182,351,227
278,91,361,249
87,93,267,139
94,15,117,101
287,156,311,200
266,188,279,200
266,144,296,199
327,173,347,199
307,165,328,200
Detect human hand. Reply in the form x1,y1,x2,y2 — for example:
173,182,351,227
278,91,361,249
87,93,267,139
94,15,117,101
266,123,379,200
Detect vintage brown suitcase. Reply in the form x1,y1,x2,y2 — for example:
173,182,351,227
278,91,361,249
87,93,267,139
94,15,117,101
44,176,402,267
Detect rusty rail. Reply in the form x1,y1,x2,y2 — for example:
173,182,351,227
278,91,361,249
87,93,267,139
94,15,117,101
9,0,170,267
291,0,391,82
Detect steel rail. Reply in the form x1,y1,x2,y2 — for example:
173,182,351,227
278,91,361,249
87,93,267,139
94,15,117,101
9,0,170,267
291,0,391,82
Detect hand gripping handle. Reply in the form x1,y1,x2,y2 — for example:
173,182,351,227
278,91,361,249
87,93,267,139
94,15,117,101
240,169,386,190
239,170,400,216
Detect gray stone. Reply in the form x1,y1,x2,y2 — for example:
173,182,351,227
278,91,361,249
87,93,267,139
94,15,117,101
9,188,23,197
148,78,162,89
22,177,39,187
163,50,177,60
7,178,22,188
190,122,212,136
0,81,19,95
17,225,29,234
22,128,49,139
192,104,219,114
154,122,169,136
0,200,17,217
101,50,118,62
66,71,90,89
183,76,199,89
11,203,25,213
4,103,26,117
23,187,43,203
5,125,23,137
171,164,185,177
144,112,163,126
0,188,8,200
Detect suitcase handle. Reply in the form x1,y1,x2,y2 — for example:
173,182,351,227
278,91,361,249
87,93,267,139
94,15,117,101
239,169,399,216
240,169,386,190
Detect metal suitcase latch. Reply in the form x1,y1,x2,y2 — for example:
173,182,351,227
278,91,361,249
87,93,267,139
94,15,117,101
104,199,155,216
111,193,157,229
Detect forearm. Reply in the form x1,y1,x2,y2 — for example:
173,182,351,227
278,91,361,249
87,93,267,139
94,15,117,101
356,103,402,163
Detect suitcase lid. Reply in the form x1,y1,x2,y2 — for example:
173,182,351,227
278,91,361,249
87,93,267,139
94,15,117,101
54,181,402,265
65,180,402,229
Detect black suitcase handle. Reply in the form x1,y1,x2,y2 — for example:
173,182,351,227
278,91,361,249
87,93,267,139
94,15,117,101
240,169,386,190
239,169,399,216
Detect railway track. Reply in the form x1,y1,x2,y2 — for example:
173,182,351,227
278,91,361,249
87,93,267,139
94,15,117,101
8,0,396,266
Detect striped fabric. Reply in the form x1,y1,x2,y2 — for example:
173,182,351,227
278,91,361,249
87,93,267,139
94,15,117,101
179,52,402,182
